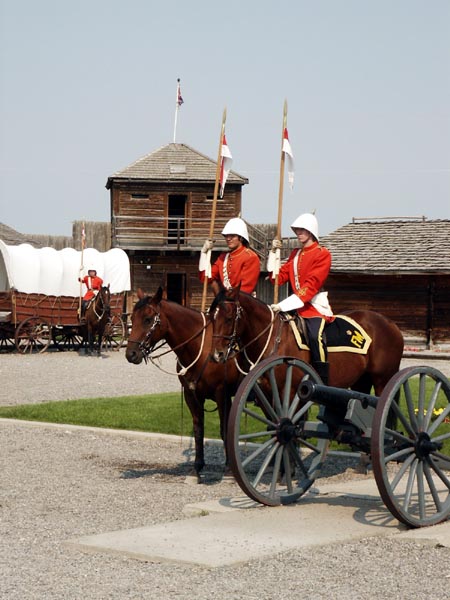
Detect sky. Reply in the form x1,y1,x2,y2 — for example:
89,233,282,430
1,0,449,238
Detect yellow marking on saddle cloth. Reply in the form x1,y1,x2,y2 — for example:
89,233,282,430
286,316,309,351
287,315,373,355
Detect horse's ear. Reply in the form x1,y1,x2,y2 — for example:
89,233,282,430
154,286,164,303
137,288,146,300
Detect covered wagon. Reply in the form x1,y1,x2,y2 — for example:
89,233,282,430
0,241,131,352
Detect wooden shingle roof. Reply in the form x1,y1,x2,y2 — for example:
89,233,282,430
0,223,44,247
321,219,450,274
106,142,248,189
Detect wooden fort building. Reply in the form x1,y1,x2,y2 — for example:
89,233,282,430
106,143,267,311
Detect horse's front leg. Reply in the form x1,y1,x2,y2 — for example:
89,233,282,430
85,327,93,355
216,387,233,476
183,390,205,482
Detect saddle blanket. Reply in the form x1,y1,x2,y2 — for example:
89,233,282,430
289,315,372,355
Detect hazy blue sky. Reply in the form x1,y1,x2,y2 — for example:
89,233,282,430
1,0,449,237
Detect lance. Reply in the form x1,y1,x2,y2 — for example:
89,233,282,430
273,99,288,304
78,222,85,319
201,107,227,312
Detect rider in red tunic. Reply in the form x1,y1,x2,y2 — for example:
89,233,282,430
268,213,333,384
199,217,260,295
78,267,103,323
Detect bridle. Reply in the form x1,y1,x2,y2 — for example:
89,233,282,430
128,303,211,375
91,287,110,321
211,301,243,361
211,297,276,368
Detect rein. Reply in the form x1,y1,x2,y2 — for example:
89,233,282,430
213,300,276,372
90,289,110,322
128,308,211,376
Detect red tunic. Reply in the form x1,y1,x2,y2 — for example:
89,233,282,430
271,242,332,319
200,245,260,294
80,275,103,300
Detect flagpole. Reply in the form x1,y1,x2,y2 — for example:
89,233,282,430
274,99,288,304
78,221,85,319
201,107,227,312
173,78,181,143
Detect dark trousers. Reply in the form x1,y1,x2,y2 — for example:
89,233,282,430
305,317,327,363
81,300,89,316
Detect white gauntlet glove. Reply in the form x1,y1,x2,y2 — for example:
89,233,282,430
272,294,304,313
201,239,214,253
270,239,282,252
267,239,282,275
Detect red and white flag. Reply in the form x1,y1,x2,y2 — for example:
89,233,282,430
177,79,184,107
282,127,295,191
219,134,233,198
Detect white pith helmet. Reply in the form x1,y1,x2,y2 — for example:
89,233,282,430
221,217,249,243
87,265,97,273
290,213,319,241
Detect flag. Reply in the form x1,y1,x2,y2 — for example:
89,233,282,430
282,127,295,191
219,134,233,198
81,222,86,250
177,79,184,107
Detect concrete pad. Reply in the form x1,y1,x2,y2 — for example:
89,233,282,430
396,521,450,547
70,478,402,568
69,474,450,568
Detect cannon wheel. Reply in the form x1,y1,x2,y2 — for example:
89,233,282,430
103,314,126,351
227,355,329,506
15,317,52,354
372,366,450,528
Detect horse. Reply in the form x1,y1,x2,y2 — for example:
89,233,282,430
125,287,244,480
209,285,404,397
83,285,111,356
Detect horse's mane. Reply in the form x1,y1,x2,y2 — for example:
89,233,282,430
210,288,268,313
134,293,206,319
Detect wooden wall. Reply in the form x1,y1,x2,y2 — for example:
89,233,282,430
111,182,242,249
326,272,450,346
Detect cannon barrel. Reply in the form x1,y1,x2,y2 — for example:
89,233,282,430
298,380,379,410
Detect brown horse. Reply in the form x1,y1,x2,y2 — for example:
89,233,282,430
83,285,111,356
125,287,244,480
209,286,404,396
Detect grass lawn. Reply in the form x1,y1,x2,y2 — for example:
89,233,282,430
0,393,222,439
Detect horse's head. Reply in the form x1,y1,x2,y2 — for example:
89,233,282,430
99,285,111,314
126,287,166,364
209,284,243,363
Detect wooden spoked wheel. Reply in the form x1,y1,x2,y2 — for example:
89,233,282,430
103,314,126,351
227,356,329,506
372,366,450,528
15,317,52,354
52,327,84,351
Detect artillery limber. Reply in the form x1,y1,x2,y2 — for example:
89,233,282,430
227,355,450,528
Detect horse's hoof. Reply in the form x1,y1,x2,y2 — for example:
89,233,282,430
184,473,202,485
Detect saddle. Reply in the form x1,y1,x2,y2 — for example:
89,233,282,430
285,314,372,355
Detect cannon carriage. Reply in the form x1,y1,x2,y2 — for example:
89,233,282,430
0,241,130,353
227,355,450,528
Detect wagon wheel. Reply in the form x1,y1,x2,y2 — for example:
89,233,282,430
372,366,450,528
103,314,126,351
52,326,84,351
15,317,52,354
0,323,15,352
227,355,329,506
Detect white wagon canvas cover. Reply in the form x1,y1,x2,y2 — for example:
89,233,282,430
0,241,131,295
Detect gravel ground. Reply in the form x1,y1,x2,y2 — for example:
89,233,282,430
1,349,450,599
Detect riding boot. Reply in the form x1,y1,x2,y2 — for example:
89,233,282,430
313,361,329,386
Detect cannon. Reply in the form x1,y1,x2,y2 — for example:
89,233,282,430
226,355,450,528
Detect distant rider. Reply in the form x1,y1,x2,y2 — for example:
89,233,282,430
78,267,103,324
